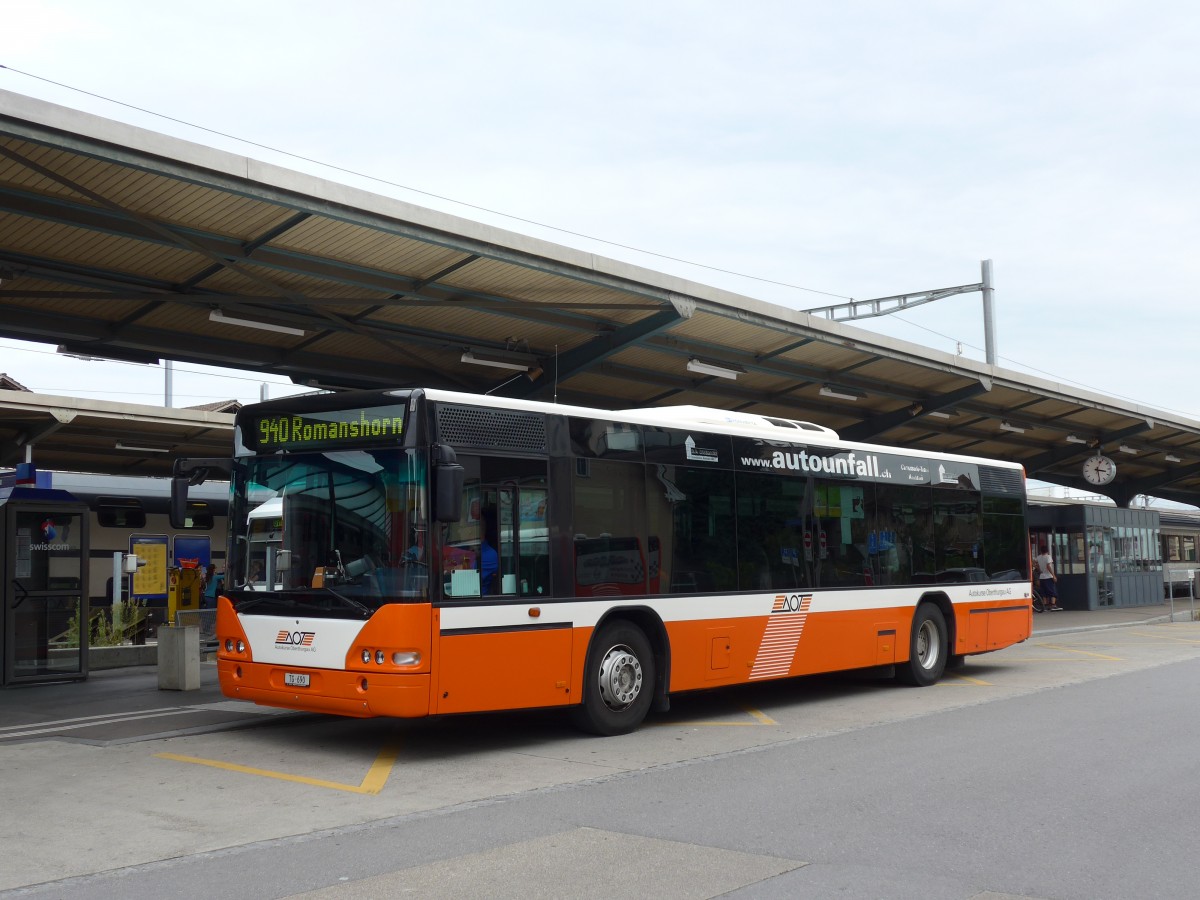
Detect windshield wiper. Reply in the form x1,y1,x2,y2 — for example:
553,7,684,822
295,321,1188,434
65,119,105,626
233,595,273,612
321,585,372,617
229,584,372,617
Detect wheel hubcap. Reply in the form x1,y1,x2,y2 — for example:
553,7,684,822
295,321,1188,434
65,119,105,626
597,644,643,711
917,620,940,670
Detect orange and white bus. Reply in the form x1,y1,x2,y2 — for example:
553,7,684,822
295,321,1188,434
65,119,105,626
173,388,1032,734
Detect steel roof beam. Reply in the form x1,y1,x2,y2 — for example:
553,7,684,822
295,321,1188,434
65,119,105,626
0,413,75,466
1022,423,1153,480
0,184,664,328
0,143,303,306
0,109,715,312
0,304,437,388
497,309,685,400
1107,461,1200,504
837,382,992,442
182,211,313,290
0,290,568,382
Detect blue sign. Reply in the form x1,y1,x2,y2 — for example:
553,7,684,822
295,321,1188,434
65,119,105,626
173,536,212,568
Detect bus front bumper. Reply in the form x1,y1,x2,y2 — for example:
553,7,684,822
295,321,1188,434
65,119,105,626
218,659,431,718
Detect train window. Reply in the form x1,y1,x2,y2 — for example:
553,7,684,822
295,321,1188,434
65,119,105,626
96,497,146,529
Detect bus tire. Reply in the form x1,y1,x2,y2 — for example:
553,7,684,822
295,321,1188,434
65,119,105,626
570,620,655,736
896,603,947,687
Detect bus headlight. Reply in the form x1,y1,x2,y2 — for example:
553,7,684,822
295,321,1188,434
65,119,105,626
361,649,371,664
236,640,245,654
392,651,421,666
375,650,385,665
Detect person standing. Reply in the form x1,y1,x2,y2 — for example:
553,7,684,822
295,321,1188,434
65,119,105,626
1035,543,1063,610
202,564,221,608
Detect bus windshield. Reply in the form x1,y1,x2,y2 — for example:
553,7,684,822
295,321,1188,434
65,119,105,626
228,447,429,610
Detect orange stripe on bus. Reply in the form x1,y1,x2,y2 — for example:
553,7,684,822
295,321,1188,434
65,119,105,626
749,597,812,679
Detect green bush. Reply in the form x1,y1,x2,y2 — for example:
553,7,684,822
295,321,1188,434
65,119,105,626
61,601,148,648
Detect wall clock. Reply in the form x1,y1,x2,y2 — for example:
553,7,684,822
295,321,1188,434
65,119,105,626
1082,454,1117,486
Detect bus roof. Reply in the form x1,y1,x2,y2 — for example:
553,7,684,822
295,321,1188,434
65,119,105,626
414,388,1025,473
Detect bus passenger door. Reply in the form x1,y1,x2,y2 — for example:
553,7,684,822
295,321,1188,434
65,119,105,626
436,461,570,713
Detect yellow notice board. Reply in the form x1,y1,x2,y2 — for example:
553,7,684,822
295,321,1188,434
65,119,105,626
130,534,169,600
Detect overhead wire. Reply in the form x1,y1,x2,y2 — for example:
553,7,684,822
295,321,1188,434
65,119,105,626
884,312,1199,418
0,64,851,301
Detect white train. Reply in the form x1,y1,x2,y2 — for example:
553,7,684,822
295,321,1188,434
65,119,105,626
47,472,229,621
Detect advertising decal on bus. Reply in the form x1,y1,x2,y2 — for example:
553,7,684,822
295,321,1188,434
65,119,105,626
737,446,978,489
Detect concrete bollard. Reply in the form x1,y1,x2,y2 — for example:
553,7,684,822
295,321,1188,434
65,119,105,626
157,625,201,691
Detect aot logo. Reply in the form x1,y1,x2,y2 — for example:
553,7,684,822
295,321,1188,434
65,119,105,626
275,630,316,649
771,593,813,614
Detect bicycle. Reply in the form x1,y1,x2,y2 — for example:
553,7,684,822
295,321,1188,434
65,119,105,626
1030,580,1046,613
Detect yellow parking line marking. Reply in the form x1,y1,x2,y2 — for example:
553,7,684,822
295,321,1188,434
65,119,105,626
1037,643,1122,661
944,671,992,686
359,740,402,793
743,706,777,725
660,705,776,727
156,738,401,795
1128,630,1200,644
1016,657,1116,662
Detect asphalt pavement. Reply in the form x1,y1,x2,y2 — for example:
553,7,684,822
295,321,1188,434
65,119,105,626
3,600,1199,898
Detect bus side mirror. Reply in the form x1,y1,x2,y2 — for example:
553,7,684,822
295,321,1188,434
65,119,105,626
170,475,191,529
432,444,464,523
170,457,232,529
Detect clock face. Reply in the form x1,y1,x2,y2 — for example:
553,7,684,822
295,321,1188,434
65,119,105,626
1082,454,1117,486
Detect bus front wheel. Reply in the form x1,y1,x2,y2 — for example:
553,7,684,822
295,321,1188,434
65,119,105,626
897,603,947,687
571,621,655,736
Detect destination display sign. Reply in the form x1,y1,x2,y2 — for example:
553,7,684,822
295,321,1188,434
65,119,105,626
245,404,408,451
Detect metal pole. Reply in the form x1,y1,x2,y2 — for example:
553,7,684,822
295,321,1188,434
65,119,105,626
112,552,123,632
1191,568,1196,622
164,360,173,407
981,259,997,365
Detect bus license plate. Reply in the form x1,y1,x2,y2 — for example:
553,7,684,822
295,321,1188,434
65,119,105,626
284,672,310,688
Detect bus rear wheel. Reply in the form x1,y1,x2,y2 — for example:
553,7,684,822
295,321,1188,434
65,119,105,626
571,621,655,736
896,603,947,687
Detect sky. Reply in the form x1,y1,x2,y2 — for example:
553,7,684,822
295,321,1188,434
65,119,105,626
2,1,1199,415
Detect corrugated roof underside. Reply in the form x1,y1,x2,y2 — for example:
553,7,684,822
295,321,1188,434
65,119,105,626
0,138,289,238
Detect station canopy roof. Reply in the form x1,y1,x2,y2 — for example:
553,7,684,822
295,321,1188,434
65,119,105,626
1,89,1199,507
0,388,233,480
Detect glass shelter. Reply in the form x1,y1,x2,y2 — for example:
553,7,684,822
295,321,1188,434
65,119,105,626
0,487,89,685
1028,501,1161,610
